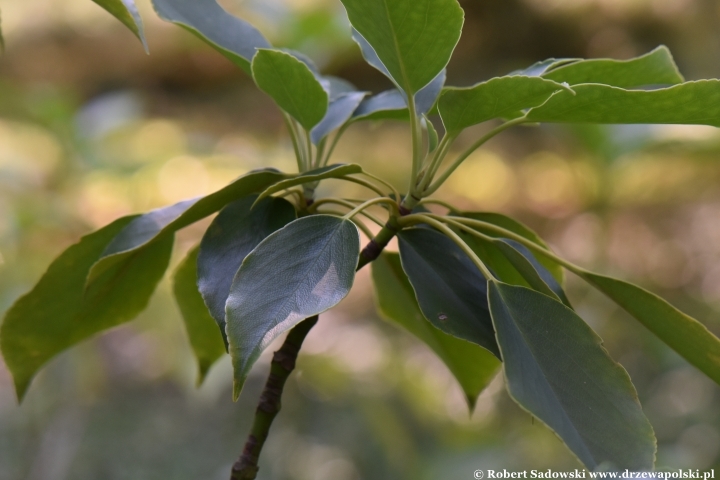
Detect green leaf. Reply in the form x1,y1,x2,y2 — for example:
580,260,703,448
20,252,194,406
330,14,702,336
1,217,172,400
89,169,286,284
152,0,270,73
311,92,367,145
526,80,720,126
458,211,564,286
173,247,226,385
197,195,297,342
511,58,579,77
397,228,500,357
92,0,147,52
252,49,328,131
424,115,439,153
341,0,463,95
579,272,720,386
226,215,360,399
372,253,501,408
543,46,684,88
488,281,656,470
439,76,570,135
254,164,362,203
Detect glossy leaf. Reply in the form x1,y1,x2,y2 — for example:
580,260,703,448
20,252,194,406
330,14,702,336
397,228,500,357
173,247,226,385
90,169,286,283
488,281,656,470
341,0,463,95
580,272,720,386
311,92,367,144
93,0,147,51
152,0,270,73
255,164,362,203
458,211,564,285
526,80,720,126
439,76,570,134
197,196,297,341
226,215,360,399
252,49,328,131
372,253,501,408
1,217,172,400
543,46,683,88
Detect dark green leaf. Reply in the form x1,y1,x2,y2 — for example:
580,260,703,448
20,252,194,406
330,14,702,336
488,281,656,470
311,92,367,145
89,169,286,284
152,0,270,73
543,46,683,88
252,49,328,131
197,195,297,341
526,80,720,126
439,76,570,135
458,211,564,285
580,272,720,386
226,215,360,399
1,217,172,400
93,0,147,51
341,0,463,95
255,164,362,203
372,253,501,408
398,228,500,357
173,247,226,385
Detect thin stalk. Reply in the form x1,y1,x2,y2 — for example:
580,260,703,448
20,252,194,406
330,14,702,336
399,213,496,280
312,198,386,227
425,117,527,195
343,197,400,222
416,198,460,213
338,176,389,197
415,134,454,195
357,171,401,203
321,123,350,167
314,137,327,170
304,130,313,171
407,94,424,194
283,114,304,172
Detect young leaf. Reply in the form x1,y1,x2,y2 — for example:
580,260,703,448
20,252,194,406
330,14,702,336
579,272,720,386
226,215,360,399
173,247,226,385
1,217,172,400
341,0,463,95
397,228,500,358
89,168,286,283
252,49,328,131
372,253,501,408
92,0,147,51
458,212,564,285
152,0,270,73
543,46,683,88
488,281,656,470
254,164,362,203
526,80,720,127
439,76,570,135
197,196,297,340
311,92,367,145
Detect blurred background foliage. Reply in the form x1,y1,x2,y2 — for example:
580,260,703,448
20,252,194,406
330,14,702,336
2,0,720,478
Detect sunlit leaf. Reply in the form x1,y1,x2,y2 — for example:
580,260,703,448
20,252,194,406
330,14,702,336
526,80,720,126
255,164,362,203
173,247,226,385
398,228,500,357
543,46,683,88
93,0,147,51
488,281,656,470
439,76,570,134
372,253,501,408
341,0,463,95
89,169,286,284
226,215,360,399
580,272,720,386
152,0,270,73
198,195,297,342
1,217,172,400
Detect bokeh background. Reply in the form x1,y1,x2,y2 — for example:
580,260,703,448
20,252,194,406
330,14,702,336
2,0,720,478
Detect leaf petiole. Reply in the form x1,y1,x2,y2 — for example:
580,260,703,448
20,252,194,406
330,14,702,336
342,197,400,222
